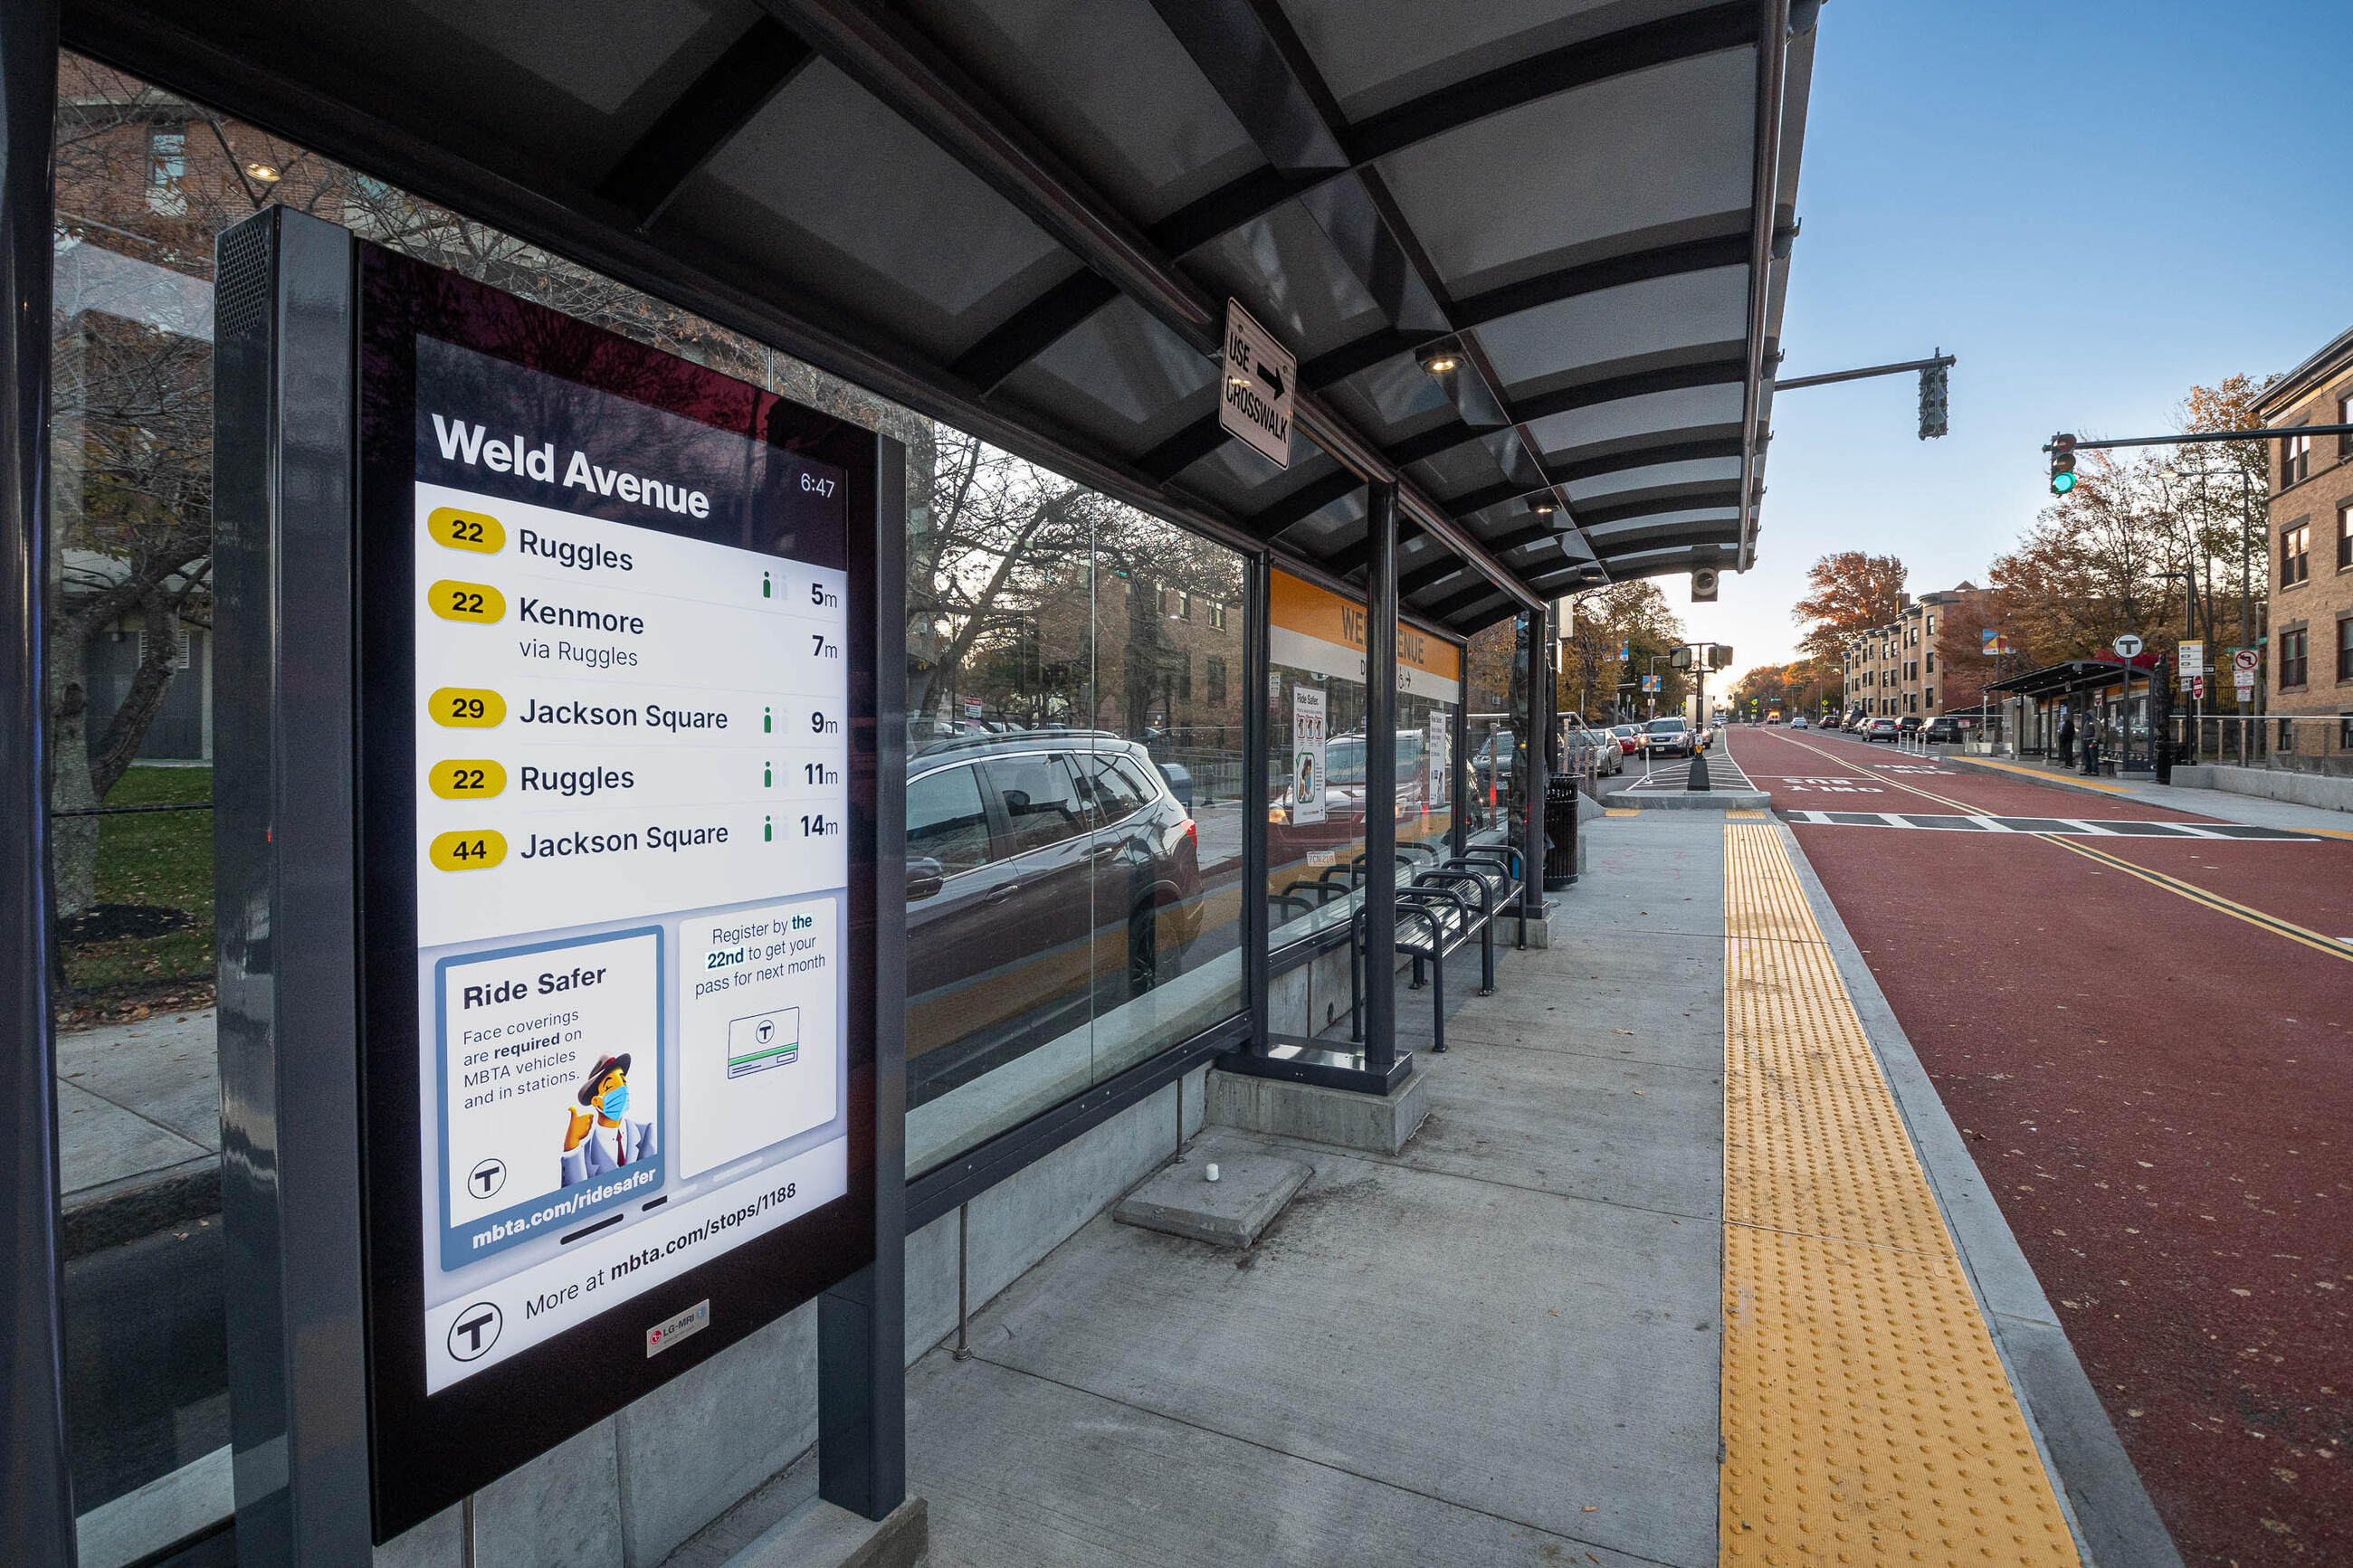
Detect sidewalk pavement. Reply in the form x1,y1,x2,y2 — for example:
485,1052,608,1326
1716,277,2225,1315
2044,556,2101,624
896,812,2177,1567
55,1010,221,1255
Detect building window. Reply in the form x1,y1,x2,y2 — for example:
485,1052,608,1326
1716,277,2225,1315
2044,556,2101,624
1925,686,1936,708
1176,652,1191,700
2339,394,2353,458
1207,601,1226,629
2283,521,2310,586
146,123,186,214
2282,429,2312,488
1925,650,1935,672
2340,711,2353,749
1177,590,1192,621
2282,716,2296,751
1205,653,1226,705
2340,501,2352,571
2339,618,2353,683
2281,626,2309,688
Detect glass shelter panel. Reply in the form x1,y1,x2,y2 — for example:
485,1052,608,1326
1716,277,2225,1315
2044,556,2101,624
1264,570,1462,952
1462,618,1524,840
901,439,1245,1174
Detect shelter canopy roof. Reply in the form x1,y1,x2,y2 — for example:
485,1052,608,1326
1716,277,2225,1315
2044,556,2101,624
71,0,1818,632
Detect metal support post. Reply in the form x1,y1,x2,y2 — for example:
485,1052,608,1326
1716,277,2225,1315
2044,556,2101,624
820,431,910,1523
1241,555,1270,1048
1447,694,1468,859
1361,481,1398,1075
1519,608,1548,936
951,1203,973,1362
0,4,75,1561
214,208,373,1568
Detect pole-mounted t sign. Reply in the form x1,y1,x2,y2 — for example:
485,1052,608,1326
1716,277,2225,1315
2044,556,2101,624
2113,632,2144,659
1220,300,1295,469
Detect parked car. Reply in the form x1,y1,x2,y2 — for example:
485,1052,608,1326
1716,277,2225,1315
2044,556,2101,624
1862,717,1900,743
1898,715,1923,736
1470,729,1516,798
1559,722,1615,777
1610,722,1643,756
1643,717,1696,757
906,732,1203,1101
1923,716,1965,745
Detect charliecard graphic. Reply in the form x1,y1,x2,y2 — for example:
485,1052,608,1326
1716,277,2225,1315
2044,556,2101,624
436,927,664,1269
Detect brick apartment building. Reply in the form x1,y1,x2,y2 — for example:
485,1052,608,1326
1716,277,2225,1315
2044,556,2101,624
2256,329,2353,760
1840,584,1985,721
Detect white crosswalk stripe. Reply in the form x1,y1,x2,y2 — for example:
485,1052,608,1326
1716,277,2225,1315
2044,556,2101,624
1776,809,2315,841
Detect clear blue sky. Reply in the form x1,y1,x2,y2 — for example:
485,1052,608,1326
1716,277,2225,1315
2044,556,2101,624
1678,0,2353,698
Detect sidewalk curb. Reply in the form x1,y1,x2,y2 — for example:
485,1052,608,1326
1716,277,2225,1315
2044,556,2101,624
1773,821,2184,1568
1938,753,2167,810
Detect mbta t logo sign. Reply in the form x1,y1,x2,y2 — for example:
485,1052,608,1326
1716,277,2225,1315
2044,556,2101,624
447,1301,502,1362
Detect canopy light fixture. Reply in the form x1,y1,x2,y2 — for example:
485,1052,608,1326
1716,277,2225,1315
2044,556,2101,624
245,162,282,183
1531,497,1555,515
1417,345,1460,376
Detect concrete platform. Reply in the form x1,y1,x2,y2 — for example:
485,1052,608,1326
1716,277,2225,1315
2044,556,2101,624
897,807,2171,1568
1112,1152,1310,1248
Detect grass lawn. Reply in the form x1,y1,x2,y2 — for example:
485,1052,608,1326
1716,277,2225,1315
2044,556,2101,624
61,764,214,1021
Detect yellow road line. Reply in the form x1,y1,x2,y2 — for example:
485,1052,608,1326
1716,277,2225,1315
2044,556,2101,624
1763,734,2353,965
1721,823,2081,1566
2034,833,2353,965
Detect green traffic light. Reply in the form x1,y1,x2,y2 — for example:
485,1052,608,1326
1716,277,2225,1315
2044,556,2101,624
2050,471,2077,495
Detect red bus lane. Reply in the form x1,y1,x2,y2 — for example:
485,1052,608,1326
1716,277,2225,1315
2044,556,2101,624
1725,726,2353,1565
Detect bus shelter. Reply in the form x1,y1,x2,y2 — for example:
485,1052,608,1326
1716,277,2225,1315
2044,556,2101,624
0,1,1820,1560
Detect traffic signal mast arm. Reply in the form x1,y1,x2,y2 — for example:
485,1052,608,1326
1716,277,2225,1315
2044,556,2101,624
1776,353,1957,390
1778,352,1952,440
2043,424,2353,451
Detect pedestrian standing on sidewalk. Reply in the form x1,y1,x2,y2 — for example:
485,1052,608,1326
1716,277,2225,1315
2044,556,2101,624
2058,712,2076,767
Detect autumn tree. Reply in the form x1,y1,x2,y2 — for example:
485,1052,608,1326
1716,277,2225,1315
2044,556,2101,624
1558,580,1685,721
1791,551,1908,666
48,56,934,922
2176,374,2279,660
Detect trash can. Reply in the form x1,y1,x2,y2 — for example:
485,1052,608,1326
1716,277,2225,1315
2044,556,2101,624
1543,773,1579,890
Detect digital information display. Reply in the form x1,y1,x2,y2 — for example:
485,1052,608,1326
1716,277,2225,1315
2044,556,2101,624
195,217,899,1542
405,337,853,1390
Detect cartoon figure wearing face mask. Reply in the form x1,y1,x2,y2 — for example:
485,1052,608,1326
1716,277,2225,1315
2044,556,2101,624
559,1053,657,1186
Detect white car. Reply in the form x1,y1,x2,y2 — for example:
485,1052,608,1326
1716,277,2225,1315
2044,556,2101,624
1790,716,1809,730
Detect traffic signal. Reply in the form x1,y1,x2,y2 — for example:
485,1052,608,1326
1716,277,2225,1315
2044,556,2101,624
2049,432,2077,495
1917,362,1948,440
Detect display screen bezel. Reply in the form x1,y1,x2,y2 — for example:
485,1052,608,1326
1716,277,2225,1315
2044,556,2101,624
354,244,881,1540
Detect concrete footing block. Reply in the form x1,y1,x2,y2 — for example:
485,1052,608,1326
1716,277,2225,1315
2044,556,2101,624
1205,1065,1428,1155
721,1496,925,1568
1604,788,1771,811
1113,1153,1311,1248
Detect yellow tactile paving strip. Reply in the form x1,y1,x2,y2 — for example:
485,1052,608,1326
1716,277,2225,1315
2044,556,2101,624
1720,823,2082,1566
